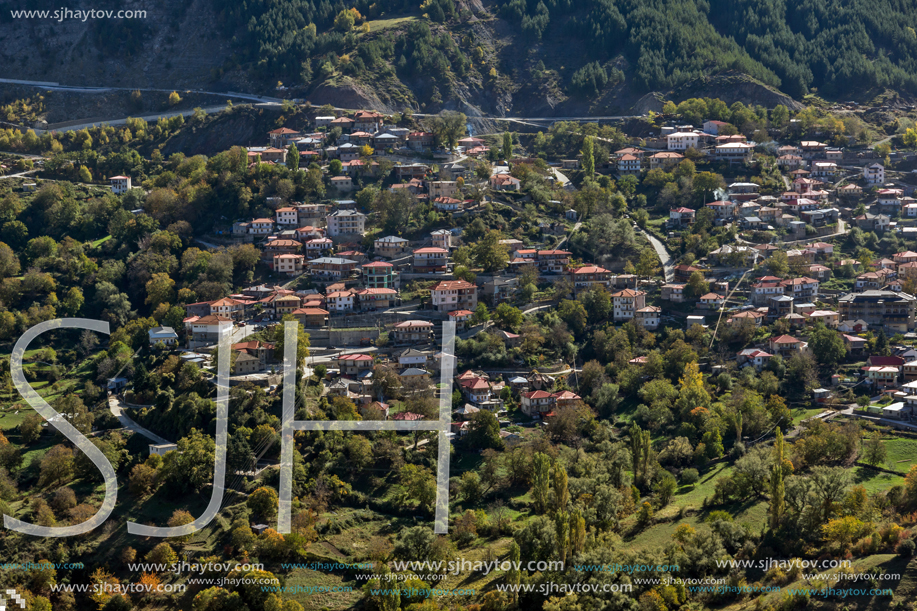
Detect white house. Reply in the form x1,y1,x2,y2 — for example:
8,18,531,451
148,326,178,347
864,163,885,186
249,218,274,235
275,207,298,226
666,132,701,151
327,210,366,237
110,175,132,195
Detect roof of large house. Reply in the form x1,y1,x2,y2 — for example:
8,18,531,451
338,353,374,362
308,257,358,265
433,280,476,291
414,247,449,254
571,265,610,275
292,308,329,315
192,315,232,324
395,320,434,328
771,335,801,344
611,289,644,297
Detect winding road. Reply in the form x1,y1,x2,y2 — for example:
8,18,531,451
107,395,172,445
639,228,675,282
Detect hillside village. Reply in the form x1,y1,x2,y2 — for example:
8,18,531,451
111,104,917,430
9,95,917,611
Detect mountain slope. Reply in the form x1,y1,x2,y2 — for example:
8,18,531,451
1,0,916,114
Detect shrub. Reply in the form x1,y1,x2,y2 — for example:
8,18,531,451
681,468,699,486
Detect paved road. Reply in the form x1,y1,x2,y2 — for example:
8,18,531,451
639,228,675,282
0,78,283,103
44,104,246,133
0,169,39,180
108,395,172,445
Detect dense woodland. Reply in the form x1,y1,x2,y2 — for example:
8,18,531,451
206,0,917,102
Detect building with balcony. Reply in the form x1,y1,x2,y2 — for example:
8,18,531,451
570,265,611,293
864,163,885,186
307,257,358,280
635,306,661,330
666,132,701,151
431,280,477,313
291,308,329,327
714,142,753,163
392,320,434,344
209,298,246,320
338,353,374,376
536,250,571,273
362,261,396,289
838,290,917,333
110,175,131,195
186,315,232,349
274,253,305,275
327,210,366,237
374,235,410,258
413,247,450,272
611,289,646,321
355,287,397,310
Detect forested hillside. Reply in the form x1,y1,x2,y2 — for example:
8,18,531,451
3,0,917,113
209,0,917,107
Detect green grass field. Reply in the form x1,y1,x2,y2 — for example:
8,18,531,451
882,437,917,471
363,15,417,32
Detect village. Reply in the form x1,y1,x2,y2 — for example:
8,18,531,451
103,105,917,436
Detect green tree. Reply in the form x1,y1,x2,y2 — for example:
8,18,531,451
771,104,789,127
506,541,521,604
769,428,787,530
904,128,917,148
287,143,299,170
532,452,551,514
581,136,595,178
429,111,467,150
248,486,279,521
685,271,708,299
334,8,356,31
78,166,92,183
39,445,74,487
20,414,42,443
702,429,724,459
493,303,524,332
654,471,678,506
811,466,852,523
809,324,846,367
863,431,887,467
145,273,175,306
273,316,311,367
473,302,490,324
473,230,509,272
61,287,84,316
768,251,790,277
553,464,569,515
465,410,504,450
635,248,660,280
502,132,513,160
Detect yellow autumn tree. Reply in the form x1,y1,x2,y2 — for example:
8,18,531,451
675,360,710,416
89,567,122,608
138,572,162,594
